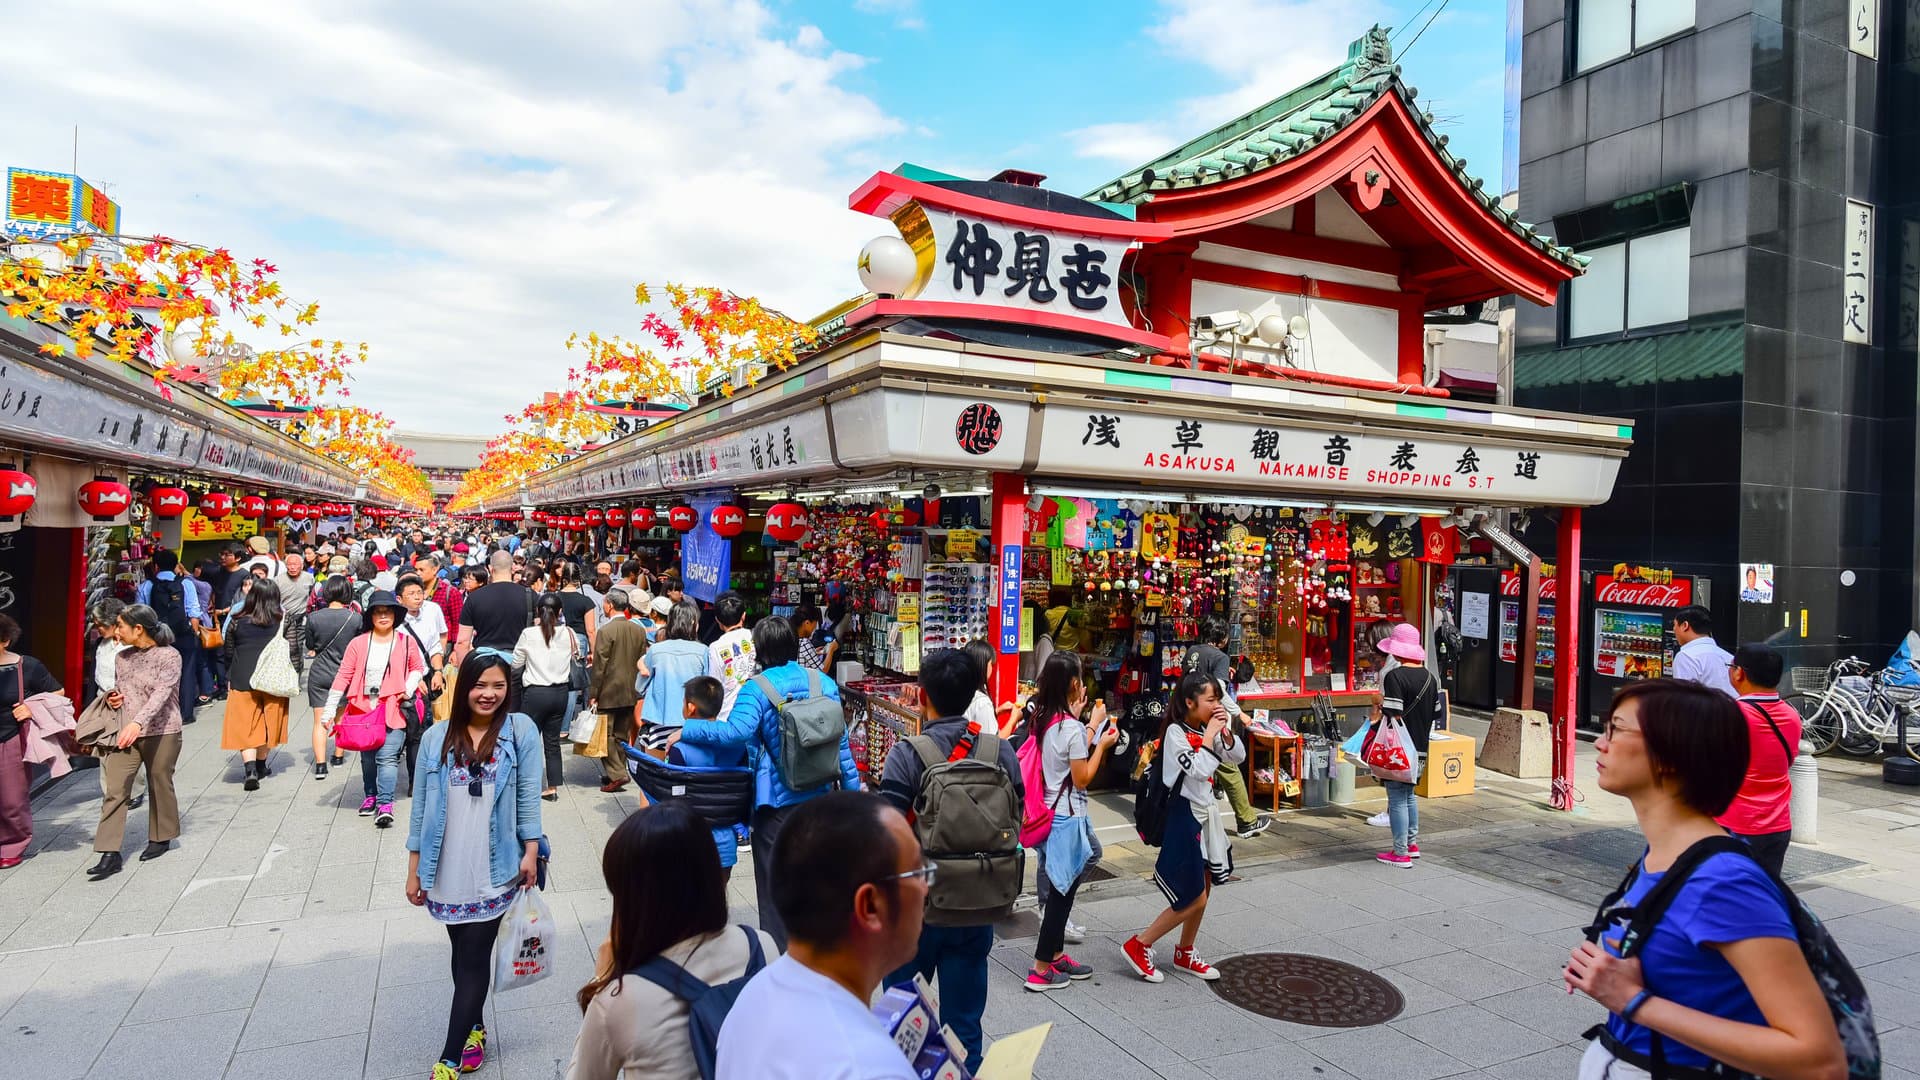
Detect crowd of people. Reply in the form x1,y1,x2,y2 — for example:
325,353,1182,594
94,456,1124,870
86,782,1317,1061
0,518,1866,1080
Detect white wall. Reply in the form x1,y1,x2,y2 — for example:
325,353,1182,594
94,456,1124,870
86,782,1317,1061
1190,279,1399,383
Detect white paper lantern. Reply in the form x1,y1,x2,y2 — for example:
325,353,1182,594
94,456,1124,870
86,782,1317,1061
857,235,917,297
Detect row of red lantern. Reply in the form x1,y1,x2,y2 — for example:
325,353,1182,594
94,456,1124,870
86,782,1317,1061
0,470,359,524
530,502,814,542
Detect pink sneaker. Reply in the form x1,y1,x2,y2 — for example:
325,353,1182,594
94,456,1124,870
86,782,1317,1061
459,1024,485,1072
1375,851,1413,868
1122,936,1163,983
1172,947,1220,981
357,796,377,816
1408,843,1421,859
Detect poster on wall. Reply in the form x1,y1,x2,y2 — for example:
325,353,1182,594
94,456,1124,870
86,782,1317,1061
1461,591,1491,639
680,493,735,604
1739,563,1775,604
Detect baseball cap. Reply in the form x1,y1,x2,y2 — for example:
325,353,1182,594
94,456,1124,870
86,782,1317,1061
649,595,673,616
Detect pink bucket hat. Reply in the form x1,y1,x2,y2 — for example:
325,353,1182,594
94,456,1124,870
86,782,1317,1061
1377,622,1426,662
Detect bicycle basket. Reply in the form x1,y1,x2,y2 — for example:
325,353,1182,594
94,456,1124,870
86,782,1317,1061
1791,666,1831,693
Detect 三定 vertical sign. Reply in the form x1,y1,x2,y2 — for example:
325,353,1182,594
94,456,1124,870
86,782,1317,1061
1849,0,1877,59
999,543,1022,654
1845,200,1873,345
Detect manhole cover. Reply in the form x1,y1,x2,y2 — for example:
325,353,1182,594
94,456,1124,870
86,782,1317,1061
1210,952,1404,1027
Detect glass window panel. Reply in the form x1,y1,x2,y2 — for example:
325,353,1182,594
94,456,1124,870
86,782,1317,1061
1570,241,1628,338
1633,0,1695,48
1577,0,1633,71
1627,227,1691,327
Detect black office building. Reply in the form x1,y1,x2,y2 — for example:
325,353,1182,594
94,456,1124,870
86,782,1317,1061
1513,0,1918,665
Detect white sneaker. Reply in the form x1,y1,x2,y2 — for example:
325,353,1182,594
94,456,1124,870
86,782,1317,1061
1063,919,1087,944
1366,811,1390,827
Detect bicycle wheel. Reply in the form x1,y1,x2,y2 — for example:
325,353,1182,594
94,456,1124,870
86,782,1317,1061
1785,693,1839,755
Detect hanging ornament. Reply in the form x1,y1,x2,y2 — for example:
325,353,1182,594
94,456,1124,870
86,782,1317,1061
668,505,698,532
584,508,606,527
709,505,746,538
289,504,314,522
265,497,292,521
0,467,35,519
236,495,266,520
77,477,132,522
147,486,191,518
631,507,658,531
764,502,809,543
604,507,628,527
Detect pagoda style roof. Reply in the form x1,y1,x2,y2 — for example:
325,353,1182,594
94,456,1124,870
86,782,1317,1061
1086,26,1583,303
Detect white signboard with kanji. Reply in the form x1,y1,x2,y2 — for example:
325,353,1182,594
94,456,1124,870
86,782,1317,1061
1034,403,1622,507
917,207,1133,330
1845,199,1873,345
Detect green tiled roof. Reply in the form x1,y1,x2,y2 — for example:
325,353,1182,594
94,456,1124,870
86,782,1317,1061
1514,321,1745,390
1084,26,1583,272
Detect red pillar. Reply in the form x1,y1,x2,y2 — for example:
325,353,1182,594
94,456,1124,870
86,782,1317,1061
1398,295,1427,386
1551,508,1582,811
989,472,1026,709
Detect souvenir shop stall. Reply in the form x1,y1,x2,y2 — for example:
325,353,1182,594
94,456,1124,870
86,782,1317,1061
521,26,1638,808
0,310,404,709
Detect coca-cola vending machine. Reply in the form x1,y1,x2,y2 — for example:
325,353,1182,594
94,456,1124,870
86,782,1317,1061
1496,570,1557,709
1585,569,1704,729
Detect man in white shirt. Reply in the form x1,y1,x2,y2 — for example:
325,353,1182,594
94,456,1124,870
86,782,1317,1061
1670,604,1737,698
396,574,450,692
716,792,924,1080
707,592,756,719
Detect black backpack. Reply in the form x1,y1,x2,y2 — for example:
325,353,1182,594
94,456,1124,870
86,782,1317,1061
150,577,195,644
1582,835,1881,1079
627,925,767,1080
1132,738,1175,846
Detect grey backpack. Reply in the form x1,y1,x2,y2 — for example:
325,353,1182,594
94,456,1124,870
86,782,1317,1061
907,733,1025,926
753,671,845,792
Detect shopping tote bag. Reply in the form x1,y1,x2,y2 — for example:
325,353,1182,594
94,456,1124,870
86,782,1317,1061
493,886,555,992
1362,715,1418,784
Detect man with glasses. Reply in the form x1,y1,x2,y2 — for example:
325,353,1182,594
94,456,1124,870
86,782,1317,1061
716,791,922,1080
875,647,1024,1072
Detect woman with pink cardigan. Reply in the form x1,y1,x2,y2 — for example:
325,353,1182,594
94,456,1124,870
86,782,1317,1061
317,591,426,829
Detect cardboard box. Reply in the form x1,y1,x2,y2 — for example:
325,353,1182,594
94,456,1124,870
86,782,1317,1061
1416,732,1476,798
873,986,933,1060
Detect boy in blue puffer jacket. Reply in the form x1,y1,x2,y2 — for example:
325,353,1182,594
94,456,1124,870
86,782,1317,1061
665,676,747,874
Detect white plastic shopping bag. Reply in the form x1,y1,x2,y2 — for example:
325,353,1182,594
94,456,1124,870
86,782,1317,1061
492,886,555,992
568,708,600,745
1362,715,1419,784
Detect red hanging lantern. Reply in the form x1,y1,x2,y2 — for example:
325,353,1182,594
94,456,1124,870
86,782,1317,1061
709,505,746,538
0,467,35,519
562,516,580,532
764,502,809,543
668,505,697,532
584,508,605,527
236,495,266,520
265,497,292,520
148,486,190,518
631,507,657,531
604,507,628,527
77,477,132,521
295,504,318,521
197,492,232,519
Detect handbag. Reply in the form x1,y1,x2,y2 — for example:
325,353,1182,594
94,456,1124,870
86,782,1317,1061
249,624,302,699
196,623,224,650
333,703,389,752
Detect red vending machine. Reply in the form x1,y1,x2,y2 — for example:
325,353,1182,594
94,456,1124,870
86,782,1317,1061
1584,568,1704,730
1495,569,1557,708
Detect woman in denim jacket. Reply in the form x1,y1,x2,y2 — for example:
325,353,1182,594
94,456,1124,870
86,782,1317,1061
634,600,711,753
406,652,543,1080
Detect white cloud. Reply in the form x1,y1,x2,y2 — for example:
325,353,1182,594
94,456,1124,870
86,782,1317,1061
9,0,904,434
1069,0,1390,167
853,0,925,30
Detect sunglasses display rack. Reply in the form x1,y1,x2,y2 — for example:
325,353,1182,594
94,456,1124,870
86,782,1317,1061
919,561,991,655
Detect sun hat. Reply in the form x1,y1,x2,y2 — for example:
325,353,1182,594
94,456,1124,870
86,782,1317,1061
246,535,271,554
1377,622,1426,662
649,595,673,616
363,590,405,616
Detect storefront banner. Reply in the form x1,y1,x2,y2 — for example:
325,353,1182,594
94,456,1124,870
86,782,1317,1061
0,353,206,470
528,452,662,504
196,432,355,497
180,507,259,543
832,389,1030,472
680,491,735,604
655,406,832,490
1034,403,1621,507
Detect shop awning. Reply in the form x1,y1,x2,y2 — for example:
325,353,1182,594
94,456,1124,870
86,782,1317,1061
523,330,1631,512
1514,321,1743,391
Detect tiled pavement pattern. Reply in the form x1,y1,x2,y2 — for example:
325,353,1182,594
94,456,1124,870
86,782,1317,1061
2,696,1917,1079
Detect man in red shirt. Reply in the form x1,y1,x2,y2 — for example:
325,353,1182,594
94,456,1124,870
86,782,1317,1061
1716,643,1802,876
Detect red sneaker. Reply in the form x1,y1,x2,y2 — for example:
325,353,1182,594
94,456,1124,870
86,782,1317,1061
1172,947,1220,981
1122,936,1164,983
1375,851,1413,868
1407,843,1421,859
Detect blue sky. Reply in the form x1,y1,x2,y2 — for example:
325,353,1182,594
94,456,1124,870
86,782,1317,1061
9,0,1508,434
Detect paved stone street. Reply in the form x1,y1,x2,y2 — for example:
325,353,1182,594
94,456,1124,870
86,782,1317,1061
3,698,1917,1079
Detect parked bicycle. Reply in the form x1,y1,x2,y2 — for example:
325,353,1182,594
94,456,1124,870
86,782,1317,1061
1785,656,1920,756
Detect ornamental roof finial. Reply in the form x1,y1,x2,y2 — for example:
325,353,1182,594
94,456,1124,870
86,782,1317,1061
1348,24,1394,77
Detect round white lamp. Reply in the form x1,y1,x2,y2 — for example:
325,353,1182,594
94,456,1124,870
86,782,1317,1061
858,235,917,298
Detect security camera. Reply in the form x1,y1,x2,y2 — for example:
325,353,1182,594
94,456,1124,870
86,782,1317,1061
1191,310,1252,335
922,483,942,501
